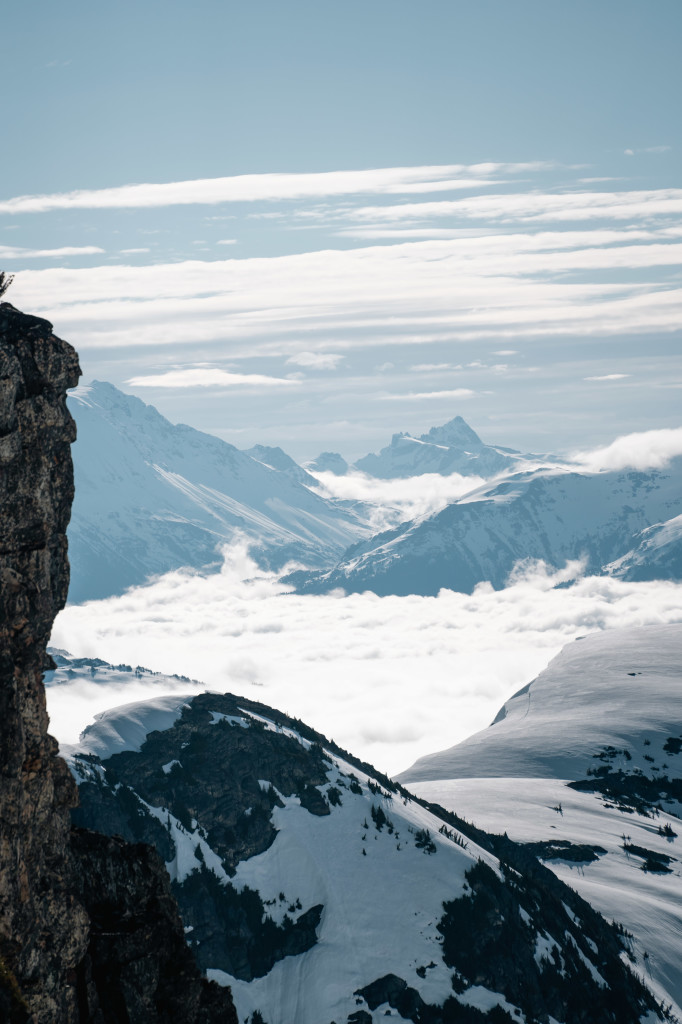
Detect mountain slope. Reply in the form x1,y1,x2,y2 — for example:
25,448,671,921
400,625,682,1014
67,382,370,602
60,656,669,1024
287,461,682,596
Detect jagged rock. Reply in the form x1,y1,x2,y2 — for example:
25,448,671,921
0,301,87,1023
0,302,237,1023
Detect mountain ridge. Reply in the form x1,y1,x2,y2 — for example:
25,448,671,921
67,381,371,601
62,649,668,1024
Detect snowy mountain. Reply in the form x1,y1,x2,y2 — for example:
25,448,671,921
605,515,682,583
57,651,668,1024
66,383,371,602
400,625,682,1015
352,416,528,479
243,444,319,488
304,451,350,476
287,460,682,596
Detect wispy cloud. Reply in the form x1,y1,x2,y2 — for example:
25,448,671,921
584,373,630,381
410,363,460,372
286,351,344,370
0,244,104,259
625,145,672,156
345,190,682,225
378,388,476,401
0,163,549,216
125,368,295,389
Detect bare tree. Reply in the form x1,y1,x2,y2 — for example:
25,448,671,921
0,272,14,298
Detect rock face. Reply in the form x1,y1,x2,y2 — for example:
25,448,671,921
0,303,237,1023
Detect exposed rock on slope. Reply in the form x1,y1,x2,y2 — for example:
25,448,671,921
67,684,669,1024
0,302,236,1022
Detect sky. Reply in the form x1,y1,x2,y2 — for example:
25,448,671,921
2,0,681,461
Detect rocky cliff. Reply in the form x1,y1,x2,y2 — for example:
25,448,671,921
0,301,237,1023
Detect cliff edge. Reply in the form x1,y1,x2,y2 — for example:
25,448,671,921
0,302,236,1023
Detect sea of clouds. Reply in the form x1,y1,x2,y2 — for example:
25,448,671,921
49,541,682,776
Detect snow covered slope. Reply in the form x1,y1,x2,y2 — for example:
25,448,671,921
606,515,682,584
400,625,682,1014
353,416,528,480
288,460,682,596
67,382,370,602
63,676,667,1024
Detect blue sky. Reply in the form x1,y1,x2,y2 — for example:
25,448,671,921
2,0,681,460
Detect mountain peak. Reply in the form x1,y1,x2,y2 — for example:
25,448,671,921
420,415,483,449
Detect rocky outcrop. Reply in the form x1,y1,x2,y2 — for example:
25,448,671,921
0,302,237,1022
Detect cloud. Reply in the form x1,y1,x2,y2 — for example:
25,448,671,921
10,218,682,359
217,239,237,245
120,247,150,254
50,542,682,776
309,469,487,529
0,244,104,259
0,163,547,216
409,363,460,372
493,350,517,356
571,427,682,472
625,146,671,156
346,189,682,225
286,351,344,370
125,368,295,389
584,373,630,381
378,389,475,401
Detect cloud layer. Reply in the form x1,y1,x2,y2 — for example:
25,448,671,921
0,163,544,215
49,543,682,776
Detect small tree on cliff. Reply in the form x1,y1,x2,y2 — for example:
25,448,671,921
0,272,14,298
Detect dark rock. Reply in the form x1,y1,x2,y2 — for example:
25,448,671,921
71,828,236,1022
0,302,237,1022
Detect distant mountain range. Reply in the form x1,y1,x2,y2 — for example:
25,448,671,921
288,460,682,595
305,415,540,479
400,624,682,1015
66,383,682,603
51,644,669,1024
66,383,370,602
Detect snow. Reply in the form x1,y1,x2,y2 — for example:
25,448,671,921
162,759,181,774
138,796,230,884
403,624,682,1014
458,985,527,1019
62,693,193,760
400,624,682,782
292,457,682,597
239,708,312,749
66,381,371,602
209,711,250,727
212,765,491,1024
